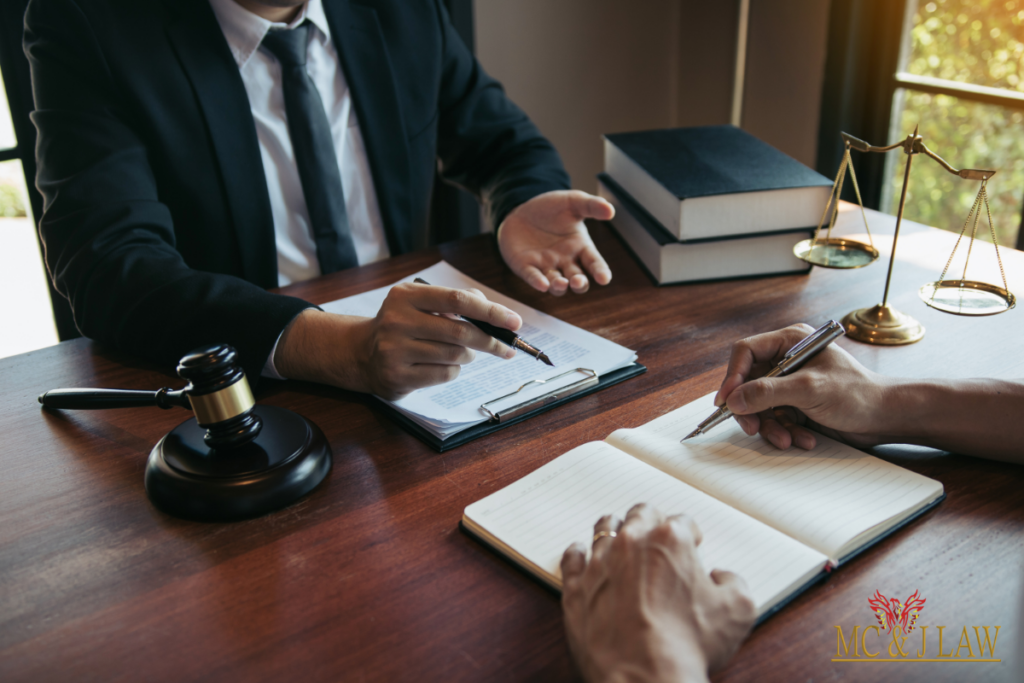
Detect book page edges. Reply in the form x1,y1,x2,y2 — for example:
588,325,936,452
461,515,562,592
679,186,831,237
462,513,825,620
832,488,946,564
755,568,830,626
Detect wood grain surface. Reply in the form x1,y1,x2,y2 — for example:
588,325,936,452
1,207,1021,682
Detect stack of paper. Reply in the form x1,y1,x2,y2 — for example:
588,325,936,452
321,262,638,440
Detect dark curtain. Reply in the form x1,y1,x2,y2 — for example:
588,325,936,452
816,0,907,210
1018,194,1024,250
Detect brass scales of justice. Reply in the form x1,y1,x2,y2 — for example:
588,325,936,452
793,124,1016,345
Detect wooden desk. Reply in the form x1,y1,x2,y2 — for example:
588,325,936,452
2,208,1022,681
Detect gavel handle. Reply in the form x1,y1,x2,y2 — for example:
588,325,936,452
38,387,191,410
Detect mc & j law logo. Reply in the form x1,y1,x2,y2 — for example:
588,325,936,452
832,590,1001,663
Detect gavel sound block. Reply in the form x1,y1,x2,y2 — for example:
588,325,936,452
39,344,332,522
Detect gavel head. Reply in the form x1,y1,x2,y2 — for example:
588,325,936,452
177,344,262,450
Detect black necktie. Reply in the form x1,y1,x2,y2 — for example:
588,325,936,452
262,22,359,274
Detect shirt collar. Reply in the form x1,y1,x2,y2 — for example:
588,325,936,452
208,0,333,68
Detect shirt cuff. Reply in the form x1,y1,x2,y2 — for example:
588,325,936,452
261,329,288,380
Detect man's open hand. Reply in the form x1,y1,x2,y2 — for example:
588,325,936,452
498,190,614,296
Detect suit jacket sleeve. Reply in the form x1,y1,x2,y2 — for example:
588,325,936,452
430,1,572,231
24,0,315,386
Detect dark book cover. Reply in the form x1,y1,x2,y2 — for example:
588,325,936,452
604,125,832,199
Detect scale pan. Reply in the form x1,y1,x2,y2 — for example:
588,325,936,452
793,237,878,269
919,280,1016,316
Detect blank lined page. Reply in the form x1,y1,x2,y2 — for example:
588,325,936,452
606,393,944,559
464,441,827,615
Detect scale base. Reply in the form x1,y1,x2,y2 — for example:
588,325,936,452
145,405,331,522
841,303,925,345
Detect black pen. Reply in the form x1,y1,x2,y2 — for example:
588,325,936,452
414,278,553,366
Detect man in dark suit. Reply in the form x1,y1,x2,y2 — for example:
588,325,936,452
24,0,615,398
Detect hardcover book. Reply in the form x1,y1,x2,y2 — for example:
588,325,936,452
603,125,832,241
597,174,812,285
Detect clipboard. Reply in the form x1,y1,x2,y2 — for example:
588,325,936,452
380,363,647,452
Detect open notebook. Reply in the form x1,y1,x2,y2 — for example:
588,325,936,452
463,392,944,620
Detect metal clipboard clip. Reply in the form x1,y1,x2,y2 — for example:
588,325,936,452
479,368,599,423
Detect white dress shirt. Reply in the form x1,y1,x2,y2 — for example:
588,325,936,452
208,0,390,377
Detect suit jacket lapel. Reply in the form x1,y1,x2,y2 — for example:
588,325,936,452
165,0,278,287
322,0,411,255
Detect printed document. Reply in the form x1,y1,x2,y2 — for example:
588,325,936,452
321,261,638,439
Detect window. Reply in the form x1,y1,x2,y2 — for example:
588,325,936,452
884,0,1024,247
0,61,59,358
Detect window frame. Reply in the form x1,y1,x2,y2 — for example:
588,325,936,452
0,0,78,340
818,0,1024,250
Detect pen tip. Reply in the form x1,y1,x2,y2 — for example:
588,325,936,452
539,353,554,367
680,428,700,443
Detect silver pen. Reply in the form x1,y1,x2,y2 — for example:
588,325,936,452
681,320,846,442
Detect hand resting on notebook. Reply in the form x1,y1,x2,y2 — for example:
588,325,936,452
715,324,1024,461
274,284,522,400
561,504,755,683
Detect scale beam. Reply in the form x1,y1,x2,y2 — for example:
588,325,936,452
801,126,1015,345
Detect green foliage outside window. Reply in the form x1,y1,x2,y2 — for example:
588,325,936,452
0,62,27,219
907,0,1024,92
887,0,1024,247
890,93,1023,246
0,182,25,218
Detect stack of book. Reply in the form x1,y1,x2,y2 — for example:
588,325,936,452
598,125,833,285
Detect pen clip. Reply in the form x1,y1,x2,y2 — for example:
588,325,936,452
781,321,839,360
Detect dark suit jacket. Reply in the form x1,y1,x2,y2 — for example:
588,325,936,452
24,0,570,384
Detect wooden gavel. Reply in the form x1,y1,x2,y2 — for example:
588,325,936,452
39,344,263,450
39,344,332,522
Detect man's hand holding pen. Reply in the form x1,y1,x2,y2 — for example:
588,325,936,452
274,284,522,401
414,278,553,366
712,323,895,450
